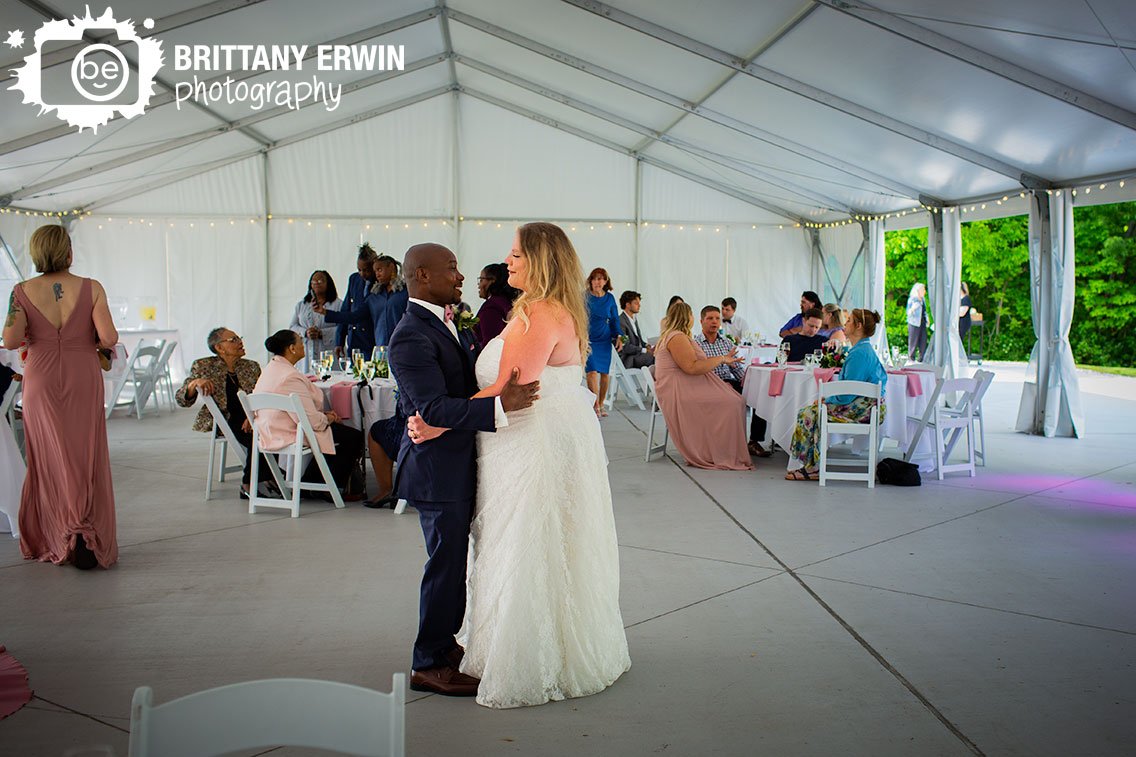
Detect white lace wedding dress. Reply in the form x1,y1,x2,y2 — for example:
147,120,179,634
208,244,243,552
460,337,631,708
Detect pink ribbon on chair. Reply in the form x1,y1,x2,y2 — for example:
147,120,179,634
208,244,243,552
887,369,925,397
329,381,354,420
812,367,837,385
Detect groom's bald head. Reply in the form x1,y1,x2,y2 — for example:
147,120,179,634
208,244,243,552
405,243,464,306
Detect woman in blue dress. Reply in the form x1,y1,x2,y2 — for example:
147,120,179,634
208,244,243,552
584,267,623,417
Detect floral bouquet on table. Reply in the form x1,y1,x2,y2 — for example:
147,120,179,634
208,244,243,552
819,343,848,369
352,358,389,383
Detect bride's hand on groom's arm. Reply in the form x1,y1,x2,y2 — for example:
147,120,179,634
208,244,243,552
407,412,448,444
499,367,540,412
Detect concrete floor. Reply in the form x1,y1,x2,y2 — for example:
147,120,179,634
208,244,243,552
1,363,1134,756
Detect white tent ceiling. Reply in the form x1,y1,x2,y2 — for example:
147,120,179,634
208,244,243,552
2,0,1135,221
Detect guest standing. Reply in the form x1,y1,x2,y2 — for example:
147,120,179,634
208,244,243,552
289,270,341,373
2,225,118,569
959,282,972,347
254,330,365,498
473,262,519,347
906,283,928,360
584,268,623,417
322,254,407,351
654,302,752,471
335,244,378,357
786,309,887,480
175,328,270,499
779,291,823,338
618,290,654,369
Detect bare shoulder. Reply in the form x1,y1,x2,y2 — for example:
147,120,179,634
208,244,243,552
523,299,570,324
90,278,107,300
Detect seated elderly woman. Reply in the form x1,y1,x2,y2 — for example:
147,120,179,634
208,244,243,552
785,308,887,481
176,327,271,499
653,302,752,471
253,330,365,499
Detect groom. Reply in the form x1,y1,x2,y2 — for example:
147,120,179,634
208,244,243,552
388,243,538,697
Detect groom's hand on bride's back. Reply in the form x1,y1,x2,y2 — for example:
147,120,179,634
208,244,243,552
500,367,540,412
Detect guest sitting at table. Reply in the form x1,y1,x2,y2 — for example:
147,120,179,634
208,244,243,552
695,306,770,458
619,290,654,369
720,297,749,342
176,328,272,499
474,262,519,347
785,309,887,481
254,330,366,500
289,270,341,373
820,303,848,348
781,308,827,362
654,302,752,471
779,290,823,338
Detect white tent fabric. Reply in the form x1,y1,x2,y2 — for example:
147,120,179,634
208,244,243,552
926,209,963,382
865,218,889,359
1017,190,1084,438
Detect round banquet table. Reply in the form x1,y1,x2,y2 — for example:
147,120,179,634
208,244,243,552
313,374,398,432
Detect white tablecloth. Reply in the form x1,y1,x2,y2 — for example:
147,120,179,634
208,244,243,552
743,365,937,457
314,375,398,431
736,345,780,365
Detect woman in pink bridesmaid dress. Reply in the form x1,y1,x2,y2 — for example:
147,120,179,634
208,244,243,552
2,225,119,570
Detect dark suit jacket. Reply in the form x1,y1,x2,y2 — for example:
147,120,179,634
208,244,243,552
783,333,827,362
388,302,496,503
335,272,375,354
619,312,648,360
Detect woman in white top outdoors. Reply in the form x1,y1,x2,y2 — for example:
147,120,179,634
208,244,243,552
289,270,342,373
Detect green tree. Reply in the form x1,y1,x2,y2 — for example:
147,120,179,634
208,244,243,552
1071,201,1136,367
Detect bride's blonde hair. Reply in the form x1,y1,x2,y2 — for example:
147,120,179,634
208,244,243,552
510,222,589,362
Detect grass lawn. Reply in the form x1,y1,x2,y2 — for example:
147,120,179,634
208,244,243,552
1080,365,1136,377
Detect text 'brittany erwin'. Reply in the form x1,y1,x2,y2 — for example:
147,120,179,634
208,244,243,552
172,44,406,73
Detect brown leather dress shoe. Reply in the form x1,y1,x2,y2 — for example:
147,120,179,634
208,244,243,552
444,644,464,668
409,666,479,697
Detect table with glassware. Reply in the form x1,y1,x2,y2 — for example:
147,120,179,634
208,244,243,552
313,374,398,432
734,344,780,365
742,363,938,463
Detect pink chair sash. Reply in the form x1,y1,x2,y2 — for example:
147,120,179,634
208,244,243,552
812,367,837,385
767,367,801,396
329,381,354,420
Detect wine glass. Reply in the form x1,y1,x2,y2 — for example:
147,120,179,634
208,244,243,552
776,344,787,367
338,356,350,374
371,346,381,362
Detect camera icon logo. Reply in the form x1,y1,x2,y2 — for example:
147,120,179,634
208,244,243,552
9,7,164,132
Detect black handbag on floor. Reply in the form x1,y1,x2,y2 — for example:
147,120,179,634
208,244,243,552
876,457,921,486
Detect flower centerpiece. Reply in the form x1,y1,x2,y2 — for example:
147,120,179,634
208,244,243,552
819,344,848,369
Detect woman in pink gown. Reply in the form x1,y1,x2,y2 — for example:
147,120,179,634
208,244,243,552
2,225,119,570
654,301,752,471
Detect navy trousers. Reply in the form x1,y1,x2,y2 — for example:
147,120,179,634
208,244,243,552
410,497,474,671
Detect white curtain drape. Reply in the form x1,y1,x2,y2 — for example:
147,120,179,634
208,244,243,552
865,218,889,358
927,210,963,381
1016,190,1083,437
818,225,865,308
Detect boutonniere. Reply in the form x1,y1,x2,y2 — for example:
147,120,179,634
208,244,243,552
455,311,479,332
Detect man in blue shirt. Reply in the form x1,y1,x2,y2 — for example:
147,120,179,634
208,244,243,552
779,290,822,338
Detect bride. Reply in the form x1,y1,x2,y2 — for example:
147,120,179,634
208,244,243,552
419,222,630,708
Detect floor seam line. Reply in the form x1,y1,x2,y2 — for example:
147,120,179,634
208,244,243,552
797,573,1136,636
623,574,783,630
667,455,986,757
619,543,780,570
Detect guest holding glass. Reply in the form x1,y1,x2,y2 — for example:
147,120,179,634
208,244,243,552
2,225,118,570
654,302,752,471
473,262,519,347
906,282,928,360
785,309,886,481
585,267,623,417
321,254,407,352
779,290,823,338
255,330,366,499
176,327,273,500
290,270,341,373
820,304,848,348
781,308,827,362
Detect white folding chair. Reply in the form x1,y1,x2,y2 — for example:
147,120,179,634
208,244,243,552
197,394,248,501
964,369,994,466
128,674,405,757
903,375,981,479
239,390,345,517
818,380,880,488
105,346,144,418
640,366,669,461
109,345,163,419
153,341,178,411
604,352,646,411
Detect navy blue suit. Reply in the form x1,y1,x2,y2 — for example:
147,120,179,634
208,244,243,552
335,272,376,355
388,302,495,671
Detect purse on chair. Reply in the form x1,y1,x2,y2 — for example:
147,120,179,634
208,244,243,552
97,347,114,372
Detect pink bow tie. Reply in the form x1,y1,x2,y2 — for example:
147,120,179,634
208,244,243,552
444,305,455,323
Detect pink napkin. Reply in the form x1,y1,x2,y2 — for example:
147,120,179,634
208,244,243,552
887,369,925,397
329,381,354,420
767,367,801,396
813,367,837,385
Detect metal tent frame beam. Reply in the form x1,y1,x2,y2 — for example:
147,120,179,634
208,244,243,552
456,54,851,213
562,0,1052,189
446,7,927,203
816,0,1136,133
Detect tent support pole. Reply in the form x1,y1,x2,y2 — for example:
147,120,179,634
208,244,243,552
634,158,642,291
263,152,271,340
451,90,461,253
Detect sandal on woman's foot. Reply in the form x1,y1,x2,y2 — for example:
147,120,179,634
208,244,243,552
784,469,815,481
